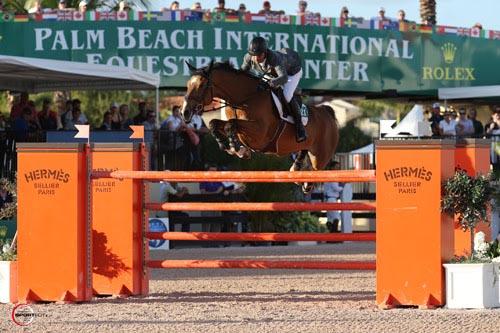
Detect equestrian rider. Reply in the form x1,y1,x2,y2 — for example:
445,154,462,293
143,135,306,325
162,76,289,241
241,36,307,143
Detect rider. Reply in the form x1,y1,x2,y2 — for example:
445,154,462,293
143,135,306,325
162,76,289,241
241,36,307,143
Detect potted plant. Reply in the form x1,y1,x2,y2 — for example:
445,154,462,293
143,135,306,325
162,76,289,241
0,176,17,304
442,170,499,309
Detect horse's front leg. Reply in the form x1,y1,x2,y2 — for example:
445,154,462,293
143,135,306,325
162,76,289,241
209,119,230,151
224,119,252,159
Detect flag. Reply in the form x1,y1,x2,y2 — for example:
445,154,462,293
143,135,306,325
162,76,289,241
250,14,266,23
383,21,399,31
72,11,84,21
74,125,90,139
203,11,211,22
86,11,96,21
57,10,73,21
344,17,365,28
156,10,173,21
139,11,158,21
129,126,144,140
265,14,280,24
173,10,184,21
42,11,58,21
303,14,320,26
399,22,418,32
30,13,43,21
457,28,471,36
470,27,485,38
319,17,331,27
355,18,372,29
225,14,239,23
436,26,458,35
419,24,433,34
184,10,203,21
279,15,290,24
331,18,341,27
211,12,225,22
97,11,116,21
116,11,128,21
488,30,500,40
0,12,14,22
14,14,29,22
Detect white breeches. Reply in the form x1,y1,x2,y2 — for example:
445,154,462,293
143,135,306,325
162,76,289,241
283,69,302,102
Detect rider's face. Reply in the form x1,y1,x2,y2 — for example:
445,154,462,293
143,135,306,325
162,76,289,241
255,52,266,63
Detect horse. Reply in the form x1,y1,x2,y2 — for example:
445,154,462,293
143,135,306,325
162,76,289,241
181,60,339,192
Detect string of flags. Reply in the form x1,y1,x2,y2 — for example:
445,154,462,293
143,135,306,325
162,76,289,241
1,10,499,40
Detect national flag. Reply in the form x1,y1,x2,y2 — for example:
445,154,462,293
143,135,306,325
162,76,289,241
203,11,211,22
173,10,184,21
265,14,280,24
184,10,203,21
139,11,158,21
457,27,471,36
344,17,365,28
383,21,399,31
470,27,485,38
14,14,29,22
72,11,84,21
319,17,331,27
488,30,500,40
116,11,128,21
225,14,239,23
303,14,320,26
211,12,225,22
370,19,383,30
42,11,58,21
355,18,372,29
156,10,173,21
29,13,43,22
0,12,14,22
129,10,140,21
419,24,433,34
279,15,290,25
399,22,418,32
250,14,266,23
74,125,90,139
331,18,341,27
436,25,458,35
97,11,116,21
57,10,74,21
129,125,144,140
289,15,299,25
86,11,96,21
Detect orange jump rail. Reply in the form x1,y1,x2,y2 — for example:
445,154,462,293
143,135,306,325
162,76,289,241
147,260,376,270
145,202,376,211
147,232,376,242
92,170,376,183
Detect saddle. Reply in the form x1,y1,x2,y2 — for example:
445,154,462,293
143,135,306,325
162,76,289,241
270,88,308,126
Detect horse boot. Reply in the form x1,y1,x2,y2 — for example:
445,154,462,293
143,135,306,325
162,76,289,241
289,98,307,143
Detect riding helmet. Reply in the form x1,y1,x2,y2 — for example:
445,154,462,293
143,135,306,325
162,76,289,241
248,36,267,56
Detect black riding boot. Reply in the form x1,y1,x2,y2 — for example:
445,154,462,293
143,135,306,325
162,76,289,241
289,98,307,143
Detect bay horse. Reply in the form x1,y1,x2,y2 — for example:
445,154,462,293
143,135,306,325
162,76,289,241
181,61,339,191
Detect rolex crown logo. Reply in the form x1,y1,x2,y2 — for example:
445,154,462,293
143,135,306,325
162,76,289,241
441,43,457,64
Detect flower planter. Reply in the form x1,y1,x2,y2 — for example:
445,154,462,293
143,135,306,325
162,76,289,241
0,261,17,303
443,262,500,309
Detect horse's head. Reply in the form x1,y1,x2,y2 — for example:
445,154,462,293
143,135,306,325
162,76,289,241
181,61,214,123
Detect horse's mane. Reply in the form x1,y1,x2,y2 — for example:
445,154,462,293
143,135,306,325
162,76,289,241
195,61,261,81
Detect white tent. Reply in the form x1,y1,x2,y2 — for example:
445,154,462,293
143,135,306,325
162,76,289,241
0,55,160,92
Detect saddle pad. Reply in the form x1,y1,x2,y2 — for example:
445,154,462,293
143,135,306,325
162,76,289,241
271,92,309,126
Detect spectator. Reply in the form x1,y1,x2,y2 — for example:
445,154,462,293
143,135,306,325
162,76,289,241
37,98,58,131
108,102,122,130
397,9,409,23
258,1,273,15
214,0,235,14
60,100,73,129
296,0,310,17
377,7,386,20
64,99,88,126
324,161,343,234
161,105,186,132
119,0,131,11
429,102,443,136
133,101,148,125
58,0,68,10
191,2,202,10
64,107,86,130
0,184,13,211
340,6,349,20
78,0,88,13
238,3,247,15
468,108,483,136
143,110,158,130
200,165,224,195
473,22,483,30
119,104,133,130
10,92,33,121
159,177,190,231
170,1,179,10
439,110,457,136
485,108,500,135
99,111,113,131
455,107,474,136
28,0,42,14
422,15,434,26
14,107,31,142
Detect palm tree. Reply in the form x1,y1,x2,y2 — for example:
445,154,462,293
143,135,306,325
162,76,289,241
420,0,436,25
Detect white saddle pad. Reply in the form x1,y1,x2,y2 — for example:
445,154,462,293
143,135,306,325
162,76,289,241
271,92,309,126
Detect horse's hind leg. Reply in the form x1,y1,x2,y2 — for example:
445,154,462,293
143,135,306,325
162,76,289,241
209,119,230,151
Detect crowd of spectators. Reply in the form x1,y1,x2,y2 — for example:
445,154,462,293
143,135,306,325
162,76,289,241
2,0,482,28
427,102,500,137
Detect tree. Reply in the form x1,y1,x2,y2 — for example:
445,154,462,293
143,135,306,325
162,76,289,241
420,0,436,25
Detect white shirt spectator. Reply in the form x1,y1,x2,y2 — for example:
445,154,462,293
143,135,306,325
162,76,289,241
187,114,204,130
456,118,474,136
439,119,457,136
323,182,343,199
161,115,183,131
64,110,88,126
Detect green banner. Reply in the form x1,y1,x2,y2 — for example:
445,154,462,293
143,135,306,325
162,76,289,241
1,21,499,94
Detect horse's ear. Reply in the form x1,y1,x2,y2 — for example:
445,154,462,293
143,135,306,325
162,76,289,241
206,59,214,73
185,61,197,75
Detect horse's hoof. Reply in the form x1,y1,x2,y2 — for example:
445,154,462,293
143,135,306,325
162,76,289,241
236,147,251,159
302,184,314,194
